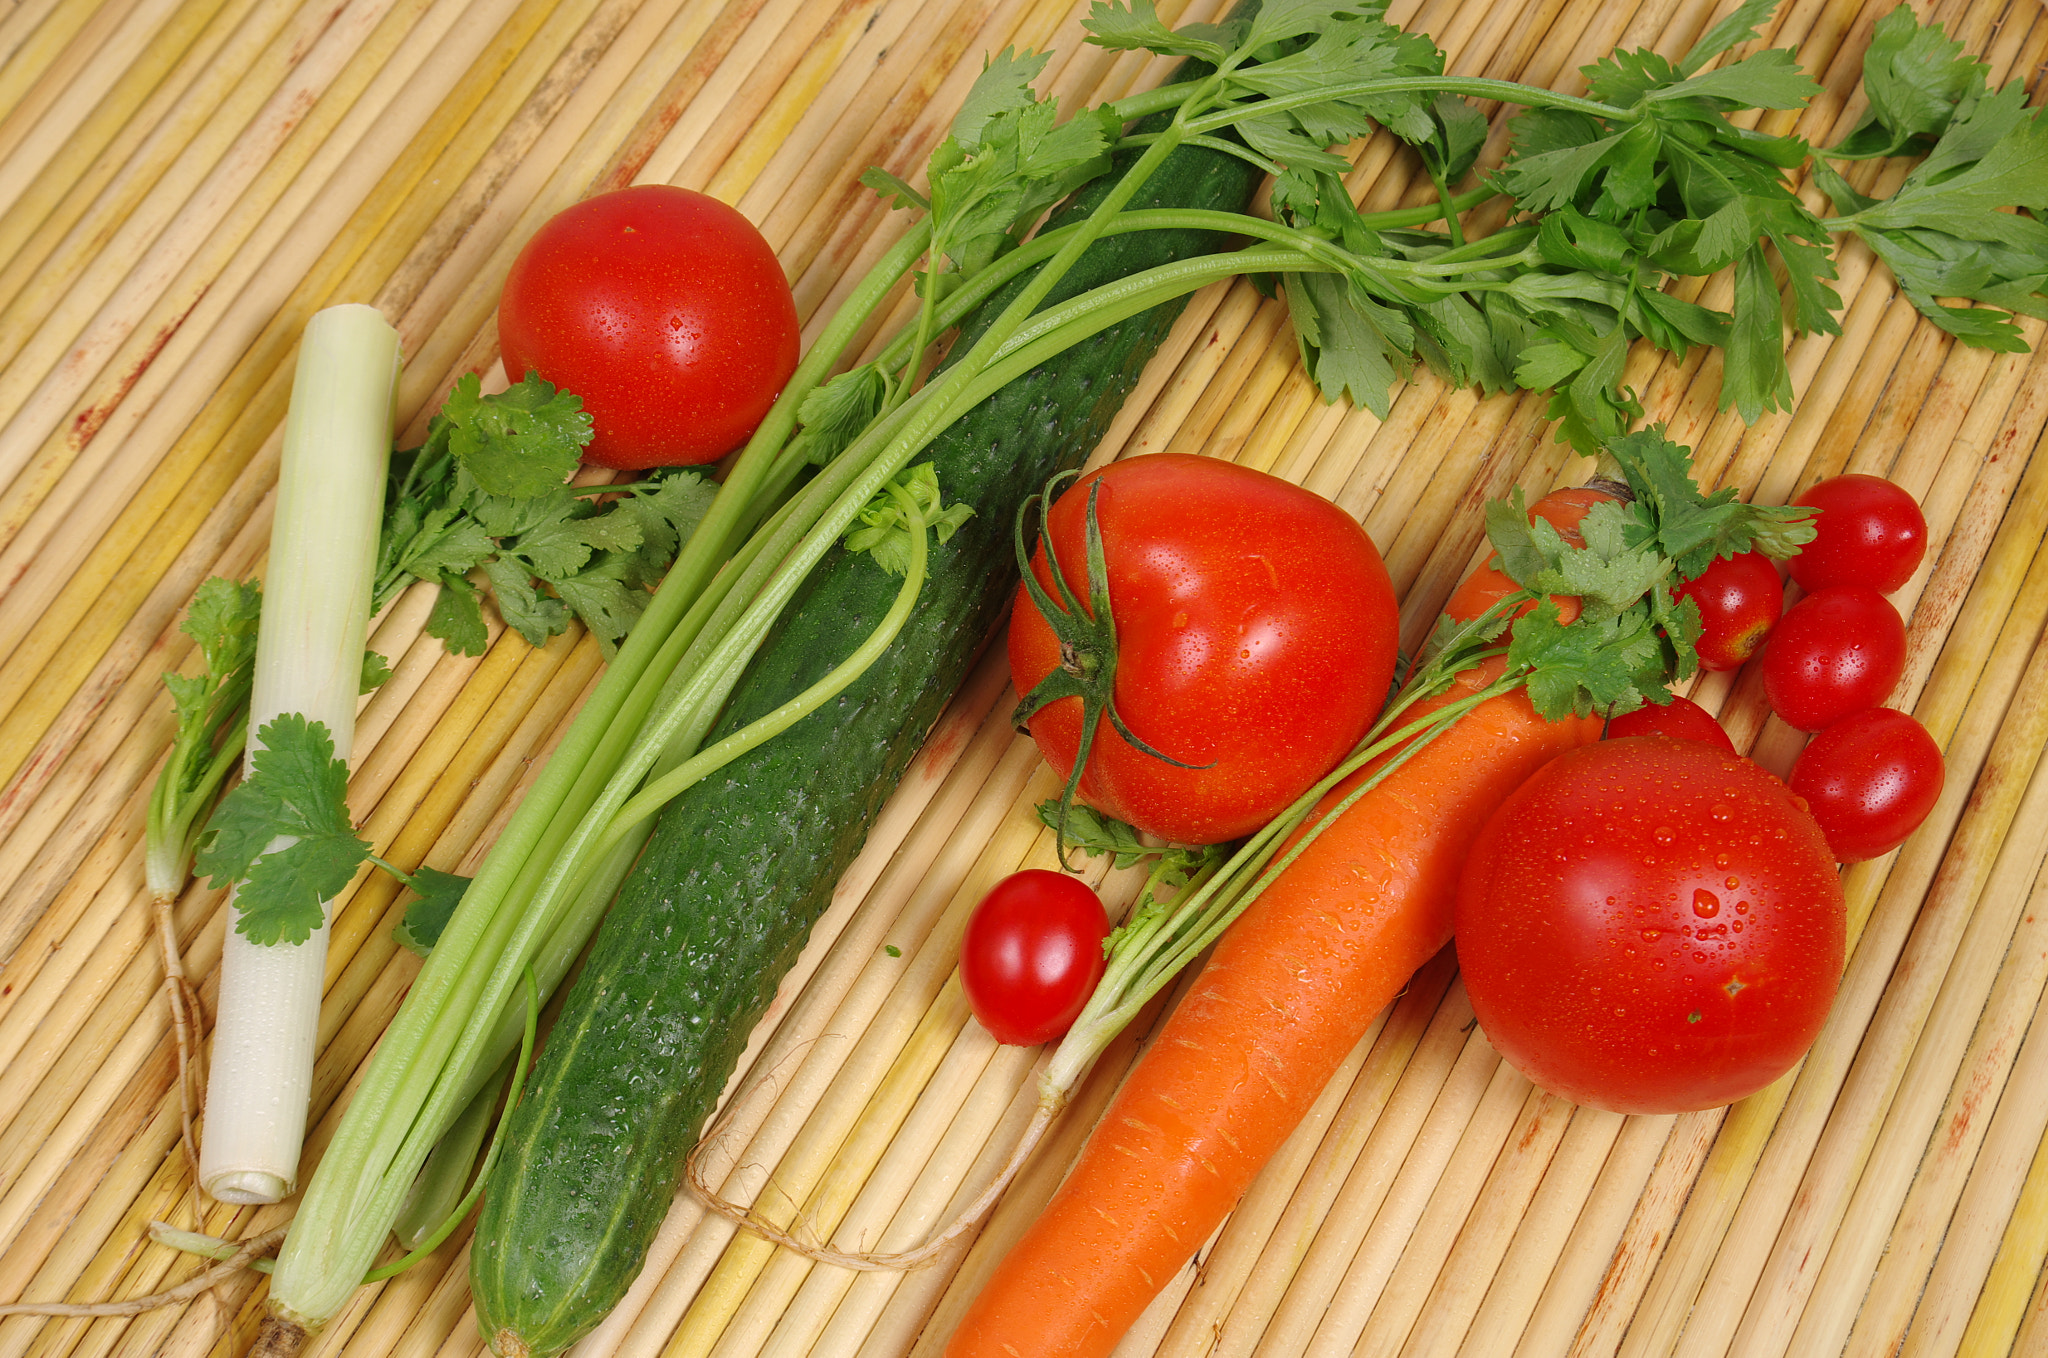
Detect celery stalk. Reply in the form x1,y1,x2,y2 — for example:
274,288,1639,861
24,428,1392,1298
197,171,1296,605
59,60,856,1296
198,303,399,1205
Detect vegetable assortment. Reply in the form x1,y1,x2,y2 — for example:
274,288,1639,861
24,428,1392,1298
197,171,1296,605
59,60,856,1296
130,0,2026,1350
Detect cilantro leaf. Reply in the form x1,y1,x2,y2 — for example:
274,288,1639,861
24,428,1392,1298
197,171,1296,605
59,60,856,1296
1603,427,1814,572
195,713,370,946
442,372,591,498
393,866,472,958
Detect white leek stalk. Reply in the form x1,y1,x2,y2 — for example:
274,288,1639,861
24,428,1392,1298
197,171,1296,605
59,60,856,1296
199,303,399,1204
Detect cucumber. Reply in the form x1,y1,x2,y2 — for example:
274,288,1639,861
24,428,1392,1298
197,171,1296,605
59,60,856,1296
468,109,1263,1358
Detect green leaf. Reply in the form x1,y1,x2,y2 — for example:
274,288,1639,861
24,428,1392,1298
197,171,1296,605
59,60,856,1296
1677,0,1780,76
1603,427,1814,572
1034,798,1157,870
392,867,472,958
1831,5,1989,157
843,462,976,576
426,575,490,657
1651,48,1819,111
442,372,591,498
1289,270,1409,415
360,650,391,693
195,713,369,946
1082,0,1232,61
482,557,571,647
1721,245,1793,421
182,576,263,684
859,167,927,213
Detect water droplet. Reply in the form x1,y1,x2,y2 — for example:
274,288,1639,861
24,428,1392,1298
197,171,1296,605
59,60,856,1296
1693,889,1721,918
1641,928,1662,942
1736,900,1751,914
1725,875,1741,890
1653,825,1676,845
1710,803,1734,822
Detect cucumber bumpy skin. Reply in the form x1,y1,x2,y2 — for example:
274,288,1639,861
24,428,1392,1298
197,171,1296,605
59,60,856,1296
468,125,1263,1358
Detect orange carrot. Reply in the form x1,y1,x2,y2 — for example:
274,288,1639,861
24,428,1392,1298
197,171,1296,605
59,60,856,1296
943,654,1601,1358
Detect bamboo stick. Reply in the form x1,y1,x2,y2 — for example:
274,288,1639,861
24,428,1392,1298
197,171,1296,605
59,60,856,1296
0,0,153,179
1845,820,2048,1357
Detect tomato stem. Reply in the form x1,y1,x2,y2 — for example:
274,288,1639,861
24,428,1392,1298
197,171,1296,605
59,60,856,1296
1010,472,1214,866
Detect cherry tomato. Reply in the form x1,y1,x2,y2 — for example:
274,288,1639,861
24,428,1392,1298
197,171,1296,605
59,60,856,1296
1760,585,1907,731
1455,736,1845,1114
1008,455,1399,846
1789,708,1945,862
959,870,1111,1046
1605,695,1736,755
1788,474,1928,595
1677,550,1783,671
498,185,800,469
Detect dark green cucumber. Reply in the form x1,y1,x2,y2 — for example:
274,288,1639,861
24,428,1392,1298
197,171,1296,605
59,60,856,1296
468,115,1262,1358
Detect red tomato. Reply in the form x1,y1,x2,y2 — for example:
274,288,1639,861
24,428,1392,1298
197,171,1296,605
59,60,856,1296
1455,736,1845,1114
1605,695,1736,755
1760,585,1907,731
498,185,800,469
1677,550,1783,671
959,870,1110,1046
1788,474,1928,595
1008,455,1399,846
1789,708,1945,862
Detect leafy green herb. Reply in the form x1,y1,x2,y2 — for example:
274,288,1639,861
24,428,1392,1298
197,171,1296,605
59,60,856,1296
392,867,474,958
147,578,264,895
195,713,371,946
843,463,974,575
374,373,716,656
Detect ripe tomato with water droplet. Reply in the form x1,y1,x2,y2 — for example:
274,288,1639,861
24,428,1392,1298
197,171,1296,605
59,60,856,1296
1454,736,1844,1114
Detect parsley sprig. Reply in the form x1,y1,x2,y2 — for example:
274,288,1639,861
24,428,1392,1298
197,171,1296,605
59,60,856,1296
373,373,717,657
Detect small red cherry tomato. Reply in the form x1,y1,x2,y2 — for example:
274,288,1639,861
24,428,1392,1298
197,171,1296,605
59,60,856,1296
1761,585,1907,731
1789,474,1928,595
498,185,800,469
960,870,1111,1046
1677,551,1783,671
1606,695,1736,755
1789,708,1944,862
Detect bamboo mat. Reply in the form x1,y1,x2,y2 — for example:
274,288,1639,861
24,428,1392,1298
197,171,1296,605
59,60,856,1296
0,0,2045,1353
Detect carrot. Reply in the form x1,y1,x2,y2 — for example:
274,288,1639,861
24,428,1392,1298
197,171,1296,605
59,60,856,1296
943,654,1601,1357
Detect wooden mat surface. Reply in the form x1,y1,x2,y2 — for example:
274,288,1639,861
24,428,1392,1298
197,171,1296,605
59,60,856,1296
2,0,2046,1354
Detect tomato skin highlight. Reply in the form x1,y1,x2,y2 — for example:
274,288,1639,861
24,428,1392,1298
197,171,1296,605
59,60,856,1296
1760,585,1907,732
1789,707,1945,862
1790,474,1928,595
1007,455,1398,846
959,871,1110,1047
1605,694,1736,755
498,185,800,469
1677,550,1783,671
1455,736,1844,1114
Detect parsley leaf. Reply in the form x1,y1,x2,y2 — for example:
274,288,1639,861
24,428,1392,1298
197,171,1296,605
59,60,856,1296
392,866,472,958
844,463,975,575
374,377,714,657
195,713,370,946
1830,4,1990,159
442,371,591,498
